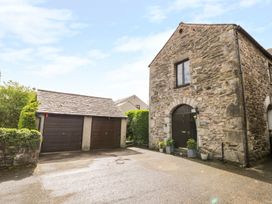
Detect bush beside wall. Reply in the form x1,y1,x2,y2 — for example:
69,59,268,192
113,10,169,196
0,128,42,168
125,110,149,146
0,81,35,128
18,94,38,130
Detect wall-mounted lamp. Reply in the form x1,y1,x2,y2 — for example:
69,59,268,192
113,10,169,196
191,107,199,119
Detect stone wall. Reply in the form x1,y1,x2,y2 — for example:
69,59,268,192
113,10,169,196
238,31,272,162
0,145,40,168
149,24,246,164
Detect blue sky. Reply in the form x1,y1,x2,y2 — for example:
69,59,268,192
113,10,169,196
0,0,272,102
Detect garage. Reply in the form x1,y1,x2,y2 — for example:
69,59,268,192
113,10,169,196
37,90,126,152
91,117,121,149
41,114,84,152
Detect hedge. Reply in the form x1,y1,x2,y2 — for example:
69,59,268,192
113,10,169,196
0,128,41,150
18,94,38,130
125,110,149,146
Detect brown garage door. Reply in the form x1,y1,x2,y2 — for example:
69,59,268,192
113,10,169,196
41,114,84,152
91,117,121,149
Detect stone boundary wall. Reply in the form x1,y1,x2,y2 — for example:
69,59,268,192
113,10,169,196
0,145,40,168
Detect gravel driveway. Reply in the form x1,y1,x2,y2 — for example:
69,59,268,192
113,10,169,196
1,147,272,204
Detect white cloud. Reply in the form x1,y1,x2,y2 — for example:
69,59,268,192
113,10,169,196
104,58,149,103
0,0,83,45
88,49,109,60
36,55,91,77
193,3,226,22
239,0,271,7
114,29,174,55
0,48,33,61
147,0,271,23
148,6,167,23
33,48,109,77
0,46,109,77
109,29,175,102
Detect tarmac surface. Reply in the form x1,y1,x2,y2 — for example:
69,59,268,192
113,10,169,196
1,147,272,204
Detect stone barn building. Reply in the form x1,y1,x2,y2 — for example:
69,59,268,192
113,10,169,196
149,23,272,166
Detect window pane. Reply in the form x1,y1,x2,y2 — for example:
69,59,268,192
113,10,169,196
177,64,183,86
184,60,190,84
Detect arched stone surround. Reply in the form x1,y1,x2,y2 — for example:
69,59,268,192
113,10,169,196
163,97,200,147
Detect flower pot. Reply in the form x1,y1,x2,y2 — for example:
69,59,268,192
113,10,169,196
187,149,196,158
200,153,208,160
159,148,164,153
165,146,172,154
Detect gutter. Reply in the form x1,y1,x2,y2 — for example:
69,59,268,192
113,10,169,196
234,26,250,167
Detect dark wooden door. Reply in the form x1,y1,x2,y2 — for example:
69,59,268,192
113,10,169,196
41,114,83,152
172,105,197,147
91,117,121,149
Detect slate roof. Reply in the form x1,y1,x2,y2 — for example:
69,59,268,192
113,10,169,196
114,95,136,105
37,90,126,118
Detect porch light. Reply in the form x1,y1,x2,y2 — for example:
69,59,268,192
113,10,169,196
191,107,199,115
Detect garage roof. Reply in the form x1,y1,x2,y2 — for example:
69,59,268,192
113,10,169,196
37,90,126,118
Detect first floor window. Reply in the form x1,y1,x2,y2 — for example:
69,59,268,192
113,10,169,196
176,59,191,87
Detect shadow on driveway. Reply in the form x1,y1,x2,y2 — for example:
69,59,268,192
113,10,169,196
183,155,272,184
0,165,36,183
39,148,142,164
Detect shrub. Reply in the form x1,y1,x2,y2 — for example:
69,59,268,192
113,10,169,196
0,81,34,128
125,110,136,139
0,128,41,149
158,141,165,149
165,138,174,146
125,110,149,146
186,138,197,149
18,94,38,130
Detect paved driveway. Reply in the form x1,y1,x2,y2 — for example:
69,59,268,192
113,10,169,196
1,148,272,204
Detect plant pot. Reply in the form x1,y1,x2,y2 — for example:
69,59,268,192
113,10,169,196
200,153,208,160
165,146,172,154
159,148,164,153
187,149,197,158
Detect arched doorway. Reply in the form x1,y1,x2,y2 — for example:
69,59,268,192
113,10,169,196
172,104,197,148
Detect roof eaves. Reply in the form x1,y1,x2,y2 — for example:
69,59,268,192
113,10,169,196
37,89,112,100
36,111,127,118
236,25,272,61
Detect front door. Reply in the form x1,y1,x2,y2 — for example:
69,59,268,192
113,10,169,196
172,105,197,148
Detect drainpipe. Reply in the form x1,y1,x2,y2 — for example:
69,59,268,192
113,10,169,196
234,26,249,167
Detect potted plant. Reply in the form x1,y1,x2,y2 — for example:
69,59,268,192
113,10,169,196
186,138,197,158
200,149,209,161
158,141,165,153
165,138,174,154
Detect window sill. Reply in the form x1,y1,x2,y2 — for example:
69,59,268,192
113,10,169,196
174,83,190,89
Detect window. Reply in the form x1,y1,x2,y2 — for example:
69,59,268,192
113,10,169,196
176,59,191,87
136,105,140,109
269,63,272,83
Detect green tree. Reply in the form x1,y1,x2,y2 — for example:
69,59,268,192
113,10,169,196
0,81,34,128
18,94,38,130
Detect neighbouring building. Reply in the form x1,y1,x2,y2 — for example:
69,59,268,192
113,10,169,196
149,23,272,166
115,95,148,114
36,90,127,152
